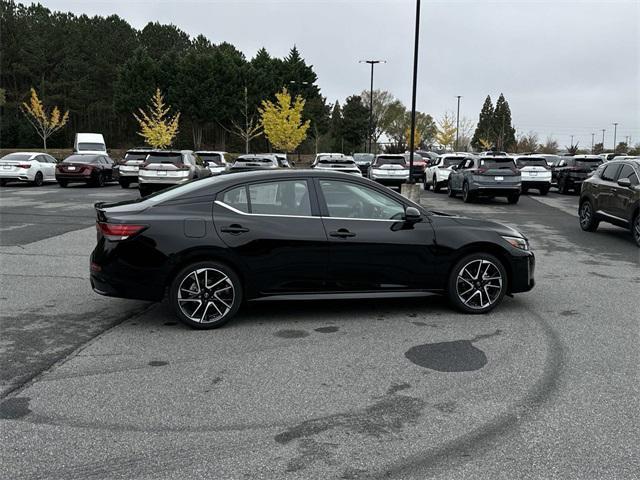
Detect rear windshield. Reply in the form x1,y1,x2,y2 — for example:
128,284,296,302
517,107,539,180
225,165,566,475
318,158,355,164
236,157,274,164
516,158,548,167
353,153,374,163
2,153,31,161
575,159,603,167
441,156,466,167
77,142,105,151
124,152,148,161
374,156,406,166
64,155,99,164
480,158,515,169
146,153,182,164
199,154,223,165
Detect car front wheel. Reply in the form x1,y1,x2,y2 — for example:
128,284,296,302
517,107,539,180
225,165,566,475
579,200,599,232
34,171,44,187
462,182,474,203
632,213,640,247
447,253,507,314
170,261,242,329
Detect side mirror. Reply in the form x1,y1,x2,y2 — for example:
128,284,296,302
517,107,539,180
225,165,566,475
404,206,421,222
617,177,632,188
451,165,458,171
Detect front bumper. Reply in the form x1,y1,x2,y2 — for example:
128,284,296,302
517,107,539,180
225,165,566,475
509,253,535,293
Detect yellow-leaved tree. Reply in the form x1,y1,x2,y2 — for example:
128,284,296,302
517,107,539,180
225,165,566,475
20,88,69,150
259,88,310,153
436,112,457,149
479,138,493,150
133,88,180,149
404,126,422,150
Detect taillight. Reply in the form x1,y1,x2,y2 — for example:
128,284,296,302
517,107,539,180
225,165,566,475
17,163,31,169
97,222,146,241
175,163,189,170
476,167,488,174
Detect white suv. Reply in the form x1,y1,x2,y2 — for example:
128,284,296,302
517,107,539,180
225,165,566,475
424,153,472,192
0,152,58,186
514,155,552,195
138,150,211,197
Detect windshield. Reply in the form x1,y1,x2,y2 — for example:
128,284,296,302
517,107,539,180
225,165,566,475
516,158,548,167
199,154,223,165
77,142,105,151
480,158,515,169
374,156,406,167
353,153,374,164
441,157,466,167
2,153,32,161
576,159,603,168
64,155,99,164
145,153,182,164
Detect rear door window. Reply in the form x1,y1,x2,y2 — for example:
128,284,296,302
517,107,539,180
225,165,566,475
248,180,311,216
221,186,249,213
601,163,620,182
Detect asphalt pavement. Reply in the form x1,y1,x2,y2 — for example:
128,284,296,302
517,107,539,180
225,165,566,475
1,183,638,479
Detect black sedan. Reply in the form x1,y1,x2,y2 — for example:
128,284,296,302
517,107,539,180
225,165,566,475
90,170,535,329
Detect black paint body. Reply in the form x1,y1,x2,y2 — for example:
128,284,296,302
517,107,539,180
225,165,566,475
90,170,535,302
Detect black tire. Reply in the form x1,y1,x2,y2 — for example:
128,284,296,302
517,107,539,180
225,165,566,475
94,173,105,187
0,179,7,187
507,193,520,204
447,253,508,314
433,175,441,193
448,185,456,197
119,179,130,189
423,177,430,190
58,179,68,188
632,212,640,247
462,182,474,203
540,185,550,196
558,176,569,194
521,186,528,194
33,171,44,187
579,200,599,232
170,261,242,329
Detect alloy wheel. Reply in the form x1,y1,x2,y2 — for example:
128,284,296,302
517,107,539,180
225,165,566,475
579,202,592,228
634,215,640,246
455,259,503,310
34,171,43,186
177,268,235,324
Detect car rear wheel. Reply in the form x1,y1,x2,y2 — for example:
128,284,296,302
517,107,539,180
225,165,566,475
462,182,474,203
447,253,507,314
423,176,430,190
631,213,639,247
0,179,7,187
540,185,550,195
58,179,68,188
170,261,242,329
558,177,569,194
447,185,456,197
94,173,105,187
119,179,130,189
579,200,599,232
433,175,441,193
507,193,520,204
34,171,44,187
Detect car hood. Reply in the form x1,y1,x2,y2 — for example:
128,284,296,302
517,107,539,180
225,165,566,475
430,213,525,239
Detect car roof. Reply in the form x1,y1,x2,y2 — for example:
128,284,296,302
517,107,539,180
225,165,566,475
1,152,45,158
195,151,226,154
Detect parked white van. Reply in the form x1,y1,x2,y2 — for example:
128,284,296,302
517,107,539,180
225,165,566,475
74,133,106,155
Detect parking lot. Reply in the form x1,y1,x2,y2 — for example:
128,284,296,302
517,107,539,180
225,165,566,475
1,182,639,479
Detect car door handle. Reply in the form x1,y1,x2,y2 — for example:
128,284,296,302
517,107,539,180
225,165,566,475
329,229,356,238
220,225,249,234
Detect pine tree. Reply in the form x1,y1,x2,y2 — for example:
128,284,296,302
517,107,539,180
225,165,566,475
471,95,494,151
493,93,516,151
329,101,343,151
341,95,369,153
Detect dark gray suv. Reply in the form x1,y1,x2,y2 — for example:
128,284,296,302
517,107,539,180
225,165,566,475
448,156,521,204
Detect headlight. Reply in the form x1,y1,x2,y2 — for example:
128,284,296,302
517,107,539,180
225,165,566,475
502,236,529,251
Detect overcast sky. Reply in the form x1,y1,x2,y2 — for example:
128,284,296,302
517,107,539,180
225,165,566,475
40,0,639,149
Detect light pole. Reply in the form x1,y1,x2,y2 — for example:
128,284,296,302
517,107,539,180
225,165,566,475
601,129,606,148
407,0,421,184
613,123,618,151
570,134,574,147
455,95,462,151
591,133,595,153
359,60,386,154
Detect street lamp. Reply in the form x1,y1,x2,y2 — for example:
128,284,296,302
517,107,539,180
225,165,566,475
455,95,462,151
601,129,606,147
612,122,618,150
591,133,595,153
359,60,386,154
407,0,421,184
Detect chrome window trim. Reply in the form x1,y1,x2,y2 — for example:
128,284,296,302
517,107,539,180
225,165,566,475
215,200,404,222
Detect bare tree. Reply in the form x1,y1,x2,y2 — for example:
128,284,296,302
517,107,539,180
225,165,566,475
221,86,263,153
539,136,559,154
516,131,539,153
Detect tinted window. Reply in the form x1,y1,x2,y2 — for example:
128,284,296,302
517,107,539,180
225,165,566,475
221,186,249,213
575,159,602,168
480,158,515,169
353,153,374,164
248,180,311,216
320,180,405,220
617,164,639,186
441,156,466,167
124,152,148,161
146,153,182,164
2,153,32,161
601,163,620,181
77,142,105,151
374,156,406,167
63,155,99,164
516,158,548,167
461,158,474,169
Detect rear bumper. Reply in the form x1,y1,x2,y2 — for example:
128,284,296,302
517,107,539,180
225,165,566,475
0,170,34,181
55,173,93,182
372,177,409,186
470,185,521,196
521,180,551,188
509,253,535,293
138,176,189,185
